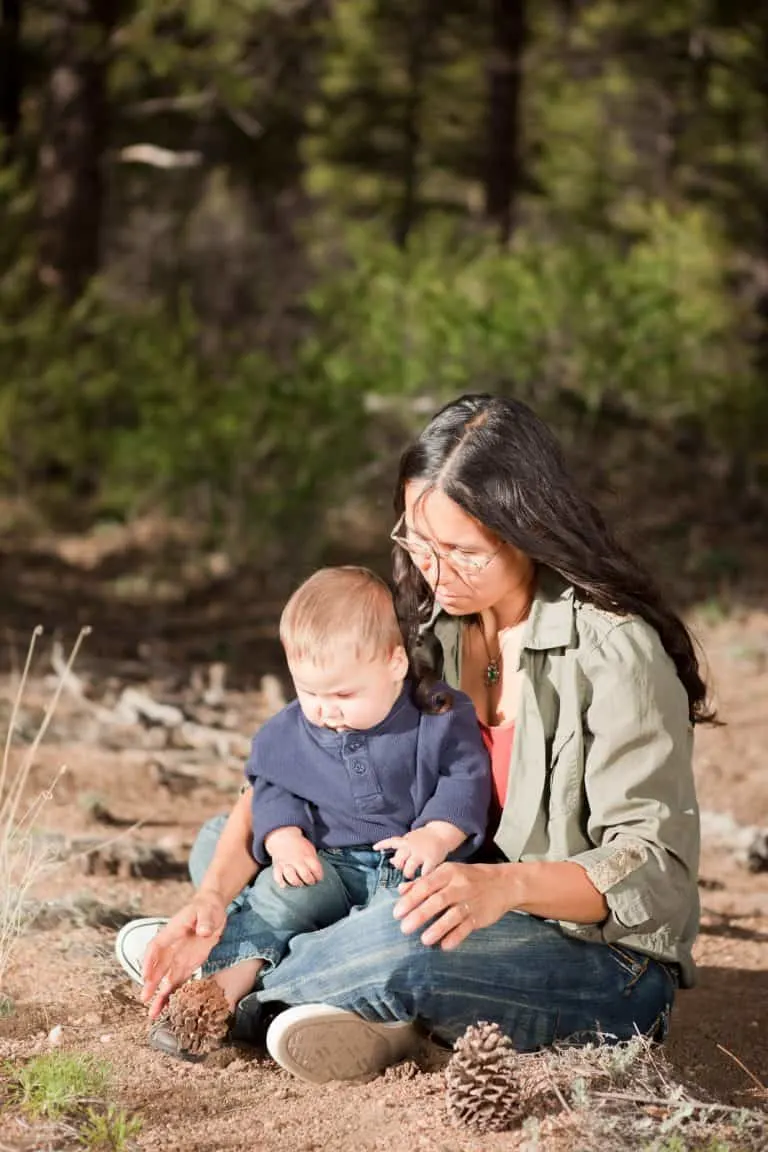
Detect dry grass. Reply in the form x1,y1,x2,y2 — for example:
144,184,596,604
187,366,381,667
0,626,89,988
485,1033,767,1151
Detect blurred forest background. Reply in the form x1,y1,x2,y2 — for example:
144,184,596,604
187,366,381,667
1,0,768,654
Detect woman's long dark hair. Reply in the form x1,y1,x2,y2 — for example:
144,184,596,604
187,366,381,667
393,393,714,724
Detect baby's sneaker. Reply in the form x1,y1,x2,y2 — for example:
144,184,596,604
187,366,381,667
115,917,201,985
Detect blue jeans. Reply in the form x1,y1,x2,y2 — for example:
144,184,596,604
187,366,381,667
196,833,405,977
191,816,677,1051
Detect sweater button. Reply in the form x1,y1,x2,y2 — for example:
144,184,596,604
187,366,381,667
352,761,366,774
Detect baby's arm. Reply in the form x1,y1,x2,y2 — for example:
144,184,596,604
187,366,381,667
250,777,316,864
410,691,491,854
375,692,491,877
246,717,322,887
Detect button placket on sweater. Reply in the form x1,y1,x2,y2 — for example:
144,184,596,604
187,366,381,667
341,733,381,807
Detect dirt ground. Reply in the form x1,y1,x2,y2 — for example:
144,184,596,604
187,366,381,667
0,596,767,1149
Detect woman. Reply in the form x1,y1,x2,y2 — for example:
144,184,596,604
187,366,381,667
132,393,707,1083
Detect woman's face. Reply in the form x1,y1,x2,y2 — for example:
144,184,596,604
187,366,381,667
401,482,533,614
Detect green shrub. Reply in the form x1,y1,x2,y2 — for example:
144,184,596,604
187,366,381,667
7,1051,111,1120
78,1104,143,1151
0,285,370,550
0,201,761,551
306,208,758,437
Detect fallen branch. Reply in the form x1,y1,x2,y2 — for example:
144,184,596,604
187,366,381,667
118,144,202,169
114,688,184,728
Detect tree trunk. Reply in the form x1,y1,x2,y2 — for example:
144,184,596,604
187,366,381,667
394,2,434,248
37,0,117,301
0,0,22,147
484,0,527,242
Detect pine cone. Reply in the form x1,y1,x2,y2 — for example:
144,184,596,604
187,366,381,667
445,1021,522,1133
165,978,232,1055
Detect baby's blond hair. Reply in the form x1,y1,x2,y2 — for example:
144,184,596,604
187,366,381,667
280,566,404,665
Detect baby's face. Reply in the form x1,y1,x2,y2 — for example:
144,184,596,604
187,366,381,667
289,646,408,732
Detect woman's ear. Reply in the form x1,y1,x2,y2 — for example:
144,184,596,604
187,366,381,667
389,645,409,681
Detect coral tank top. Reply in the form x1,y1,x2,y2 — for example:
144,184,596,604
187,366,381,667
478,719,515,838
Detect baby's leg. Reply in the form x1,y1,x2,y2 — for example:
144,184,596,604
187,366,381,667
211,958,265,1010
202,857,355,1000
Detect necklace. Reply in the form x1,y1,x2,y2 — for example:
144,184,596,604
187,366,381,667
478,600,532,688
479,627,502,687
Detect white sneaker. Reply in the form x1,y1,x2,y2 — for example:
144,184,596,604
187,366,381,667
115,917,201,985
265,1004,420,1084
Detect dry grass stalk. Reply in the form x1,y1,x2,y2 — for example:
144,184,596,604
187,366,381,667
716,1043,768,1103
0,627,90,987
534,1035,766,1151
446,1028,768,1151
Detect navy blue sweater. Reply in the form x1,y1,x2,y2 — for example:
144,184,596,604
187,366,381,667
245,682,490,864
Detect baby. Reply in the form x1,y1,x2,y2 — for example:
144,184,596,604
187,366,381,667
141,566,490,1057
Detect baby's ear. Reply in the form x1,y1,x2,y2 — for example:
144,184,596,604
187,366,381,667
389,645,409,680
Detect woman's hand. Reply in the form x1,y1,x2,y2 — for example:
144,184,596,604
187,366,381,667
140,890,228,1019
393,861,520,949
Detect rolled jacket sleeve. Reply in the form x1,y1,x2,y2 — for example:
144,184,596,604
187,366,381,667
570,620,699,941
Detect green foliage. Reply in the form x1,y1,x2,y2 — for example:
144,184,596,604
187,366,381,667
307,209,757,434
2,0,768,549
650,1138,739,1152
306,0,485,229
78,1104,143,1151
7,1051,111,1120
0,280,371,547
1,196,756,550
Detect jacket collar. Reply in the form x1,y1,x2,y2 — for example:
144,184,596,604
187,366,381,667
429,565,576,672
518,566,575,655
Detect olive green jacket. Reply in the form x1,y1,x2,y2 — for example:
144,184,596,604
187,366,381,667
431,568,700,987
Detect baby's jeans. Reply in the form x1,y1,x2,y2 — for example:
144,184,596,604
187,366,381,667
191,820,404,979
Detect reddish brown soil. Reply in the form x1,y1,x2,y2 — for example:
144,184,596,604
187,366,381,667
0,603,766,1151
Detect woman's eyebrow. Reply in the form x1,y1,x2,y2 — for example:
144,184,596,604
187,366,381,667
404,521,477,550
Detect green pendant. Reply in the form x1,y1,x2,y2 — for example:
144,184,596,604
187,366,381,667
485,661,500,686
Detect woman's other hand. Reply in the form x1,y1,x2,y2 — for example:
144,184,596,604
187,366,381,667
140,890,227,1018
393,861,520,949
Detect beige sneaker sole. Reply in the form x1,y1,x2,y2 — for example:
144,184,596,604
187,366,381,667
266,1004,420,1084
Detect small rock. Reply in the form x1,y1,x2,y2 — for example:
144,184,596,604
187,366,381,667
746,831,768,873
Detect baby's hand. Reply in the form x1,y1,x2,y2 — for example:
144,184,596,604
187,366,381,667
265,827,324,888
374,822,465,879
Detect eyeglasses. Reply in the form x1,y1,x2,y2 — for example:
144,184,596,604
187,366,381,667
390,514,502,575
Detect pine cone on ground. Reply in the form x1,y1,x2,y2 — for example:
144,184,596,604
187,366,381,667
165,978,232,1055
445,1021,522,1133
